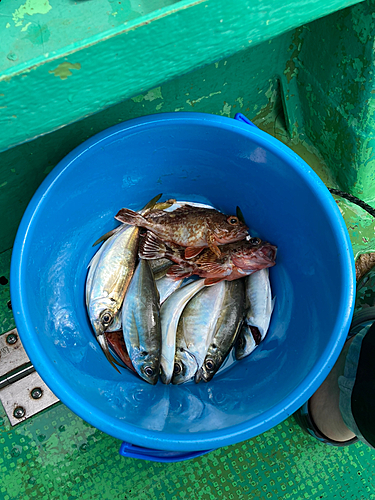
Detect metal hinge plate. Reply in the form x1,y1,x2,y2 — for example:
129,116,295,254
0,370,59,425
0,329,59,425
0,328,31,380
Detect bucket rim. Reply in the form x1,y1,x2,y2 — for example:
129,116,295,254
10,112,355,451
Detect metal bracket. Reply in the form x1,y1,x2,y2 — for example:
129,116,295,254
0,329,59,425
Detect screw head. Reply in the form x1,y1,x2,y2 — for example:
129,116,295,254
31,387,43,399
13,406,26,419
6,333,18,345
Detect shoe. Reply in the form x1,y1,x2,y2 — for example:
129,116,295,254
294,400,359,446
294,267,375,446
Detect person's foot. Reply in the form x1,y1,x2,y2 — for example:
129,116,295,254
308,337,356,442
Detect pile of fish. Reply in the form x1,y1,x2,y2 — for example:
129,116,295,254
86,194,277,385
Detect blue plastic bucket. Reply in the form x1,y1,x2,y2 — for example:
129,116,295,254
11,112,355,454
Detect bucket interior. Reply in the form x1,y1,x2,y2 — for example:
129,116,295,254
14,115,353,450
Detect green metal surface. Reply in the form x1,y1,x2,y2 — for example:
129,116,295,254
0,0,365,153
293,0,375,201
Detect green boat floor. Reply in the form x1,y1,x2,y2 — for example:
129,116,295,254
1,130,375,499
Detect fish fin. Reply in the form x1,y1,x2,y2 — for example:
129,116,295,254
139,231,167,259
206,232,221,257
115,208,148,227
208,244,221,258
204,277,225,286
97,334,126,373
153,199,176,211
171,204,195,213
141,193,163,211
197,261,229,274
184,246,205,259
167,265,194,281
92,225,123,247
236,206,246,224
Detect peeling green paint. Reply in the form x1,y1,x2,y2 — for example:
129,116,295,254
12,0,52,28
220,102,232,116
131,95,144,103
49,62,81,80
144,87,163,101
186,91,222,107
21,22,32,32
236,97,244,108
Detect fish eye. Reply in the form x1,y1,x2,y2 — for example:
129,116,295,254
101,310,113,327
173,363,182,375
205,359,215,371
249,237,261,245
144,366,154,377
227,216,239,225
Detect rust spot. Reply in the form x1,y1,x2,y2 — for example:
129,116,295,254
49,62,81,80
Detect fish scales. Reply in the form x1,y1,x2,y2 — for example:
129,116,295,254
159,279,207,384
115,205,249,256
172,282,227,385
196,279,246,383
235,268,275,360
86,194,164,372
139,232,277,285
121,259,161,385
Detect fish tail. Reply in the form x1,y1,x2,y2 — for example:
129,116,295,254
139,231,168,259
92,225,124,247
115,208,148,227
167,264,194,281
142,193,163,211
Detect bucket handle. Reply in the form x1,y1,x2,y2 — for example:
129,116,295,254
234,113,258,128
119,441,212,463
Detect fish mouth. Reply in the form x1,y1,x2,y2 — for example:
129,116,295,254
172,352,198,385
134,357,160,385
232,243,277,270
260,244,277,263
214,225,249,244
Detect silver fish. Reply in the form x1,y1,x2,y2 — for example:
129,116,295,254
86,239,107,308
87,194,162,371
172,281,227,385
196,280,245,383
149,257,172,280
106,311,122,332
160,279,206,384
235,268,275,359
121,259,161,385
87,223,139,371
156,275,184,304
